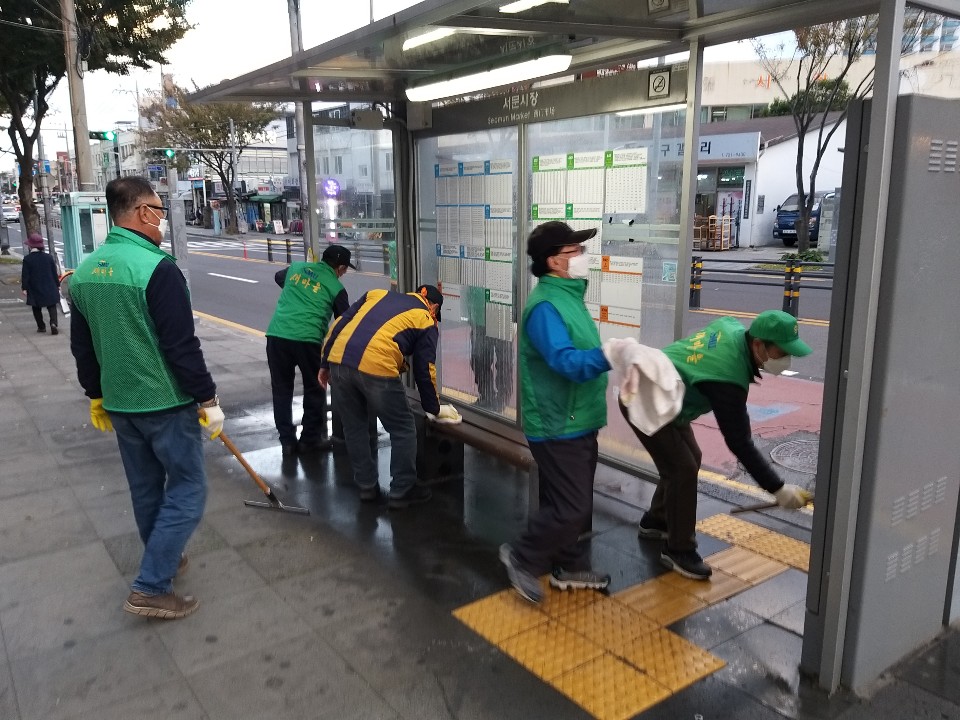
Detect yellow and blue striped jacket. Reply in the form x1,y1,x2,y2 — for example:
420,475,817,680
321,289,441,414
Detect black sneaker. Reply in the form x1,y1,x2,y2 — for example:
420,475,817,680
549,568,611,592
660,547,712,580
388,485,432,509
280,441,298,455
637,514,669,541
499,544,543,603
298,437,333,454
359,484,382,502
50,325,59,335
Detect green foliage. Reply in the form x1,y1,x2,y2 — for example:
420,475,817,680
0,0,191,234
140,82,280,233
762,79,851,117
780,249,826,264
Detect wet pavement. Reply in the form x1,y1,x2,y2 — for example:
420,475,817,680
0,255,958,720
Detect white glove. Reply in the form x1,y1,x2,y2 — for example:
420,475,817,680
601,337,639,370
198,404,225,440
427,404,462,424
774,484,812,509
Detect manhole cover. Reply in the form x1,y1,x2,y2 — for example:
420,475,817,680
770,439,819,475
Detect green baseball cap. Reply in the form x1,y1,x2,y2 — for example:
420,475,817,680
749,310,812,357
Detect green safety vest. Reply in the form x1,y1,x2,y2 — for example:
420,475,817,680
663,316,756,425
519,275,607,439
266,261,343,344
70,227,194,413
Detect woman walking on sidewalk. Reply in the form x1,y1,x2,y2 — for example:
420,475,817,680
21,233,60,334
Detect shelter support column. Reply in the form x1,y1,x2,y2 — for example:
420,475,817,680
800,0,906,693
674,39,703,341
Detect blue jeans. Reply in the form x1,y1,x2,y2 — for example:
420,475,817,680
329,363,418,497
111,404,207,596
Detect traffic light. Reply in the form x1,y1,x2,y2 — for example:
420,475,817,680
164,148,175,158
89,130,117,141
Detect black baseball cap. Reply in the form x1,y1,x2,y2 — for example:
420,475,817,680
415,284,443,322
321,244,356,269
527,221,597,259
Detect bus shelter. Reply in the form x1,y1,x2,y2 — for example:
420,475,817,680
193,0,960,694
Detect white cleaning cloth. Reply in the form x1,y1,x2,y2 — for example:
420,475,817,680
603,338,685,435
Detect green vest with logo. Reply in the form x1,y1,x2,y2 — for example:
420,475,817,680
519,275,607,439
663,316,755,425
266,261,343,344
70,226,194,413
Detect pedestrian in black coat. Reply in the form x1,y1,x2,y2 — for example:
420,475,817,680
21,233,60,334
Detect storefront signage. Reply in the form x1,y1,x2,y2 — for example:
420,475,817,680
743,179,752,219
657,132,760,163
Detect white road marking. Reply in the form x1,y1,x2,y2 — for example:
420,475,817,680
207,272,258,284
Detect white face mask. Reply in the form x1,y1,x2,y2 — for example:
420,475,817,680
147,207,168,240
566,252,590,279
763,354,792,375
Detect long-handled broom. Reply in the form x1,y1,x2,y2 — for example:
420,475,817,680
218,432,310,515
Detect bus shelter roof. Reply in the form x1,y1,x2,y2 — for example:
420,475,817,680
189,0,937,106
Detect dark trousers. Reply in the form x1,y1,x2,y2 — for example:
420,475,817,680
32,305,57,330
513,432,598,575
619,401,701,552
266,336,327,444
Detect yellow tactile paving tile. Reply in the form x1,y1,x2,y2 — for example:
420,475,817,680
659,567,752,603
610,628,727,692
614,578,707,627
553,653,672,720
539,583,606,618
739,532,811,572
706,546,789,585
555,596,660,647
453,589,548,644
497,620,605,681
696,513,773,544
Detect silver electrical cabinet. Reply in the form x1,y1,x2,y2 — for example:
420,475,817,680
808,95,960,690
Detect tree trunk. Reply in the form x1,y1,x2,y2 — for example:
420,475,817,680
17,142,39,238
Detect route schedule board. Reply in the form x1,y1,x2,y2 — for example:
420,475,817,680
435,161,515,338
531,148,648,338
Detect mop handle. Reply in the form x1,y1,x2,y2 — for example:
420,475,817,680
218,431,273,497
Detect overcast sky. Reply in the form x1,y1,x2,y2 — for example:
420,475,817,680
1,0,766,173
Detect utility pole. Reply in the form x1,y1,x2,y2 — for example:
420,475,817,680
35,92,59,270
167,165,190,287
229,117,237,234
60,0,95,190
287,0,314,259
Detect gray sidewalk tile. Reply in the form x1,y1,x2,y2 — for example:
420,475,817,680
0,487,98,564
729,568,808,620
0,576,133,660
0,541,122,609
78,489,140,540
10,628,179,720
202,502,316,548
157,585,311,676
0,653,20,720
233,525,363,584
187,633,398,720
170,546,268,603
62,680,207,720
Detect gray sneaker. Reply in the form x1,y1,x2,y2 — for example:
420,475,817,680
499,544,543,603
549,568,611,592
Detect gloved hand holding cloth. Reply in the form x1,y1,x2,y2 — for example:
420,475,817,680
427,403,462,424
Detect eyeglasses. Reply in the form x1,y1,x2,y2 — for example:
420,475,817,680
556,246,585,256
138,204,169,217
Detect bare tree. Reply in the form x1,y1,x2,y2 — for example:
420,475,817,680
753,12,935,251
140,83,280,234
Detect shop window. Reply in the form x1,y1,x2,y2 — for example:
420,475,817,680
335,156,343,174
718,166,745,188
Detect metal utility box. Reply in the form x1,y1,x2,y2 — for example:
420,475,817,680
60,192,111,269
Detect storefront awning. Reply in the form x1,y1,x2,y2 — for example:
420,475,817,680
247,193,282,203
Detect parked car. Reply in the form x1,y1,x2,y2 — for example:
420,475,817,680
2,205,19,222
772,191,834,247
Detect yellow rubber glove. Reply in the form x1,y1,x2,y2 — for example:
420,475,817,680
198,404,225,440
89,398,113,432
427,404,462,424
